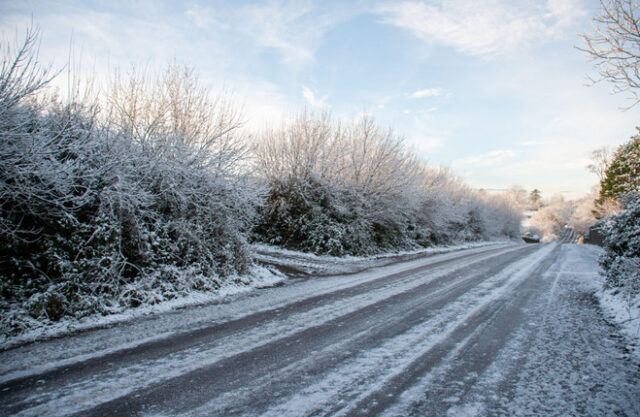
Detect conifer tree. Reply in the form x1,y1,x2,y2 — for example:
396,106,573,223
599,132,640,202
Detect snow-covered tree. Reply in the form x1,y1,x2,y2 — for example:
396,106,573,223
599,192,640,300
528,188,543,210
599,132,640,202
569,190,599,235
505,185,528,211
529,196,574,242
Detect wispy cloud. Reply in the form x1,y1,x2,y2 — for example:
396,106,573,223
413,136,442,153
520,140,553,146
238,0,349,67
409,87,444,98
452,149,516,168
378,0,585,58
302,85,328,107
185,5,229,30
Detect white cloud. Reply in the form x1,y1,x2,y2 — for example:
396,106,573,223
415,136,442,153
238,0,349,67
404,134,442,162
420,107,438,114
302,85,328,107
185,5,229,30
520,140,553,146
409,87,444,98
378,0,585,58
452,149,516,168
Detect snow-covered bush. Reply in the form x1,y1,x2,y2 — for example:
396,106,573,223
412,168,521,245
599,192,640,300
253,112,422,255
253,175,419,256
0,29,257,335
253,112,522,255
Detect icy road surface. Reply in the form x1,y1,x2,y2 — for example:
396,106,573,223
1,243,638,416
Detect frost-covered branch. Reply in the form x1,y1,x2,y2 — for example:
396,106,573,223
578,0,640,108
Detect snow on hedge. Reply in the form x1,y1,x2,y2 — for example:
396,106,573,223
0,29,260,337
598,192,640,340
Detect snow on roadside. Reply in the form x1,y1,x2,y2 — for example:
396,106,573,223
0,240,509,351
0,265,284,351
252,240,511,277
567,244,640,358
0,242,518,389
598,288,640,353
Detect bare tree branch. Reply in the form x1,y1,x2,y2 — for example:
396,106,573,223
578,0,640,109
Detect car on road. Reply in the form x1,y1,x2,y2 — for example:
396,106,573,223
522,232,541,243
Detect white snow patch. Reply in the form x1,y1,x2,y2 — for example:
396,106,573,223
447,402,485,416
253,240,511,276
599,290,640,355
0,265,285,350
564,243,640,358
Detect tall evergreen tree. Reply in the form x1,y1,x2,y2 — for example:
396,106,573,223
529,189,542,209
599,131,640,202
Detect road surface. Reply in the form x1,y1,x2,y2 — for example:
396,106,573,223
1,242,638,416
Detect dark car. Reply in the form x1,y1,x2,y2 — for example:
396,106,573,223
522,232,541,243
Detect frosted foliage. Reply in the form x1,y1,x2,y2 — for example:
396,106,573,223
568,192,599,235
107,63,247,174
529,197,573,242
0,29,257,336
255,111,423,198
600,192,640,301
253,112,522,255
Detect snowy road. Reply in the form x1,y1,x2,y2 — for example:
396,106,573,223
1,243,638,416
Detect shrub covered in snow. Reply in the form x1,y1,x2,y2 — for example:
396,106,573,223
252,112,522,255
599,192,640,301
0,30,257,335
254,176,416,256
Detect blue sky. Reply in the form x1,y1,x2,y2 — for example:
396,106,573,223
1,0,638,199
